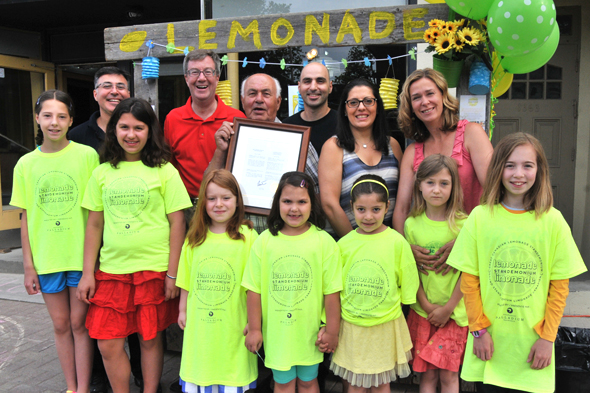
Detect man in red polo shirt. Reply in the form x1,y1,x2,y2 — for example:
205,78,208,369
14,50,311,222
164,49,245,210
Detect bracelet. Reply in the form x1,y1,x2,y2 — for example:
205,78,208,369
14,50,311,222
166,273,177,279
471,328,487,338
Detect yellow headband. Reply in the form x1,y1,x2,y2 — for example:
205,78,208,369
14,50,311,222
350,179,389,199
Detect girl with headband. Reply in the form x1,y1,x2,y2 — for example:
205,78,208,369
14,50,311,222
329,174,419,393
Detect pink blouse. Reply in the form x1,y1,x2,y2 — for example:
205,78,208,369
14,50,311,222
413,120,482,213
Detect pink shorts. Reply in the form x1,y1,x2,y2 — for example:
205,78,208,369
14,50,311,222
86,270,179,341
407,309,468,372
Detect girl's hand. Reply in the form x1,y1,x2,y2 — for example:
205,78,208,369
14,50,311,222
320,330,339,354
77,274,95,304
427,306,452,328
473,331,494,361
243,323,249,336
178,311,187,330
527,338,553,370
164,276,179,301
412,245,438,276
23,266,40,295
316,327,329,352
245,329,263,354
433,240,457,276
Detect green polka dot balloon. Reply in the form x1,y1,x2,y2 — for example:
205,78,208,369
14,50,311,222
488,0,556,57
445,0,495,20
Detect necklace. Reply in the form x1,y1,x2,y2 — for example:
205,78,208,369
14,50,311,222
362,144,367,148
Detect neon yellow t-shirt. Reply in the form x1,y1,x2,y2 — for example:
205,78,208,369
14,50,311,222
10,142,99,274
82,161,192,274
405,213,467,327
177,226,258,386
447,205,587,392
338,227,419,327
241,225,342,371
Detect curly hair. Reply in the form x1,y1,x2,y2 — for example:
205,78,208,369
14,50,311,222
335,78,390,155
100,98,171,168
397,68,459,143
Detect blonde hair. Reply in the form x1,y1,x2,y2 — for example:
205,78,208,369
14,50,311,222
397,68,459,143
186,169,252,247
410,154,467,233
481,133,552,217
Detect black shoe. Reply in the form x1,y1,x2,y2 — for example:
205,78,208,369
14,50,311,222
169,377,182,393
89,372,109,393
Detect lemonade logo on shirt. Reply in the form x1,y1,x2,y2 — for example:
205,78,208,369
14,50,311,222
194,257,236,306
270,255,312,307
344,259,390,313
105,176,150,219
35,171,78,216
489,240,543,301
425,241,445,256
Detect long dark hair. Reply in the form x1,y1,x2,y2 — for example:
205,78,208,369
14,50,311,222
267,171,325,236
101,98,171,167
335,78,389,154
35,90,75,146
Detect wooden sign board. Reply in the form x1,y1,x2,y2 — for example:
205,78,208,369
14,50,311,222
105,4,448,60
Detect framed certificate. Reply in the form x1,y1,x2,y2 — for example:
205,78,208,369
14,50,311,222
225,118,310,215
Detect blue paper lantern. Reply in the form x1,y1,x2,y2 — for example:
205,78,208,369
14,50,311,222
468,60,491,95
142,56,160,79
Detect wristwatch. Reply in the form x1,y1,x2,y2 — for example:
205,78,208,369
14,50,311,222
471,328,487,338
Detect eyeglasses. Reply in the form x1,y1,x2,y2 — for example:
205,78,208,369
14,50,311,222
95,82,128,91
345,98,378,108
186,68,217,78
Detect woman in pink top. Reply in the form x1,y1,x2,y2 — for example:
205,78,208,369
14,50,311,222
392,68,493,275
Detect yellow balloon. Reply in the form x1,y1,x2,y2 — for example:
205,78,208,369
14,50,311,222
491,52,513,98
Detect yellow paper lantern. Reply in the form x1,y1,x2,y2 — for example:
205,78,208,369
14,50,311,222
216,80,233,106
379,78,399,110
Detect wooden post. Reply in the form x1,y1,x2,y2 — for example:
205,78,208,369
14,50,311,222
228,53,240,110
134,64,159,117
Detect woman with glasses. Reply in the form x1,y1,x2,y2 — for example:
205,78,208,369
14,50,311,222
393,68,493,275
318,78,403,238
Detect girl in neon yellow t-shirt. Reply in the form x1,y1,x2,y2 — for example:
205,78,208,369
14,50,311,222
404,155,469,393
243,171,342,393
77,98,192,393
330,174,419,393
447,133,586,393
177,169,258,393
11,90,99,393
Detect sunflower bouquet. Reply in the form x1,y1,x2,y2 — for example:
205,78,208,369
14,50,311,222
424,19,487,62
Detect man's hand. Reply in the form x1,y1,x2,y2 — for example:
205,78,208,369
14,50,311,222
214,121,234,152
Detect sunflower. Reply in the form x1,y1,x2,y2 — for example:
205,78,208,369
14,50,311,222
455,19,466,28
428,19,444,29
445,21,458,34
430,28,441,41
434,34,454,54
453,35,466,52
424,28,438,45
458,27,483,46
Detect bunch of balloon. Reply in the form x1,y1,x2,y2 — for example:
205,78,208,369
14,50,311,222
488,0,560,74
